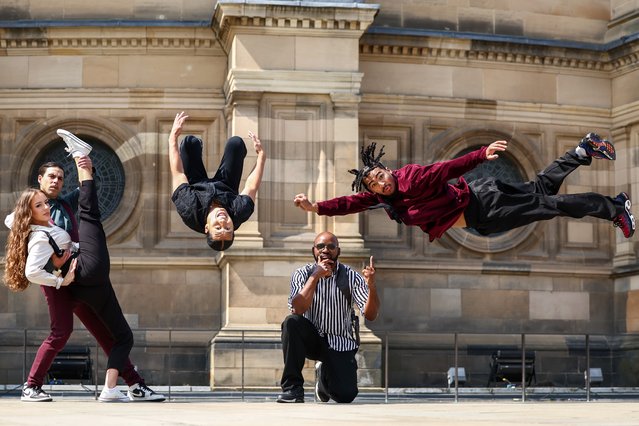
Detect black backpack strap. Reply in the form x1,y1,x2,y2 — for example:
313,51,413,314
335,263,360,346
40,230,64,257
36,230,64,274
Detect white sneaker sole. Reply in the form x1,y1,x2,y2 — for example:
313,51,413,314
56,128,93,157
21,397,52,402
98,397,130,403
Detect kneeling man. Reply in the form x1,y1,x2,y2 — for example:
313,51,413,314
277,232,380,403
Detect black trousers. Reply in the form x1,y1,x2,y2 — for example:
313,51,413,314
464,149,622,235
180,135,246,190
280,315,358,403
69,180,133,372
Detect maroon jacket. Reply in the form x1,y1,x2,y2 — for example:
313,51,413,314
317,146,488,241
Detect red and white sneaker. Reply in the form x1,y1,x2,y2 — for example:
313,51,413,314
613,192,635,238
578,132,616,160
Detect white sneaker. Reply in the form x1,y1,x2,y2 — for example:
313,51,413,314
57,129,92,158
127,383,166,402
98,387,129,402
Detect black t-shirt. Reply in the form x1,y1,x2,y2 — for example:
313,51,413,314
171,181,255,234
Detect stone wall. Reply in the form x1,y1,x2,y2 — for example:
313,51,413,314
1,0,639,389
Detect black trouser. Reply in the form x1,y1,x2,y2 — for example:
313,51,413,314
464,149,623,235
180,135,246,190
280,315,358,403
69,180,133,372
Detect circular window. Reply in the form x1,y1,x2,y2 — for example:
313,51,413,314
456,146,524,185
30,136,125,220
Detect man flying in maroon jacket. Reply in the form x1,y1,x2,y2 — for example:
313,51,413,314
293,134,635,240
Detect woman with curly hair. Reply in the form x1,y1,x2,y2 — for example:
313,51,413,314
4,137,151,403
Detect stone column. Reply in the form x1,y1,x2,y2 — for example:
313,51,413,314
208,0,381,389
224,91,264,247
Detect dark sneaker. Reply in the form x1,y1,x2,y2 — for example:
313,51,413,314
57,129,93,158
21,383,52,402
315,362,330,403
579,132,615,160
276,387,304,403
127,383,166,402
613,192,635,238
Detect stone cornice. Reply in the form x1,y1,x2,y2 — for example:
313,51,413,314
360,33,639,75
0,27,223,55
224,69,363,96
212,0,379,53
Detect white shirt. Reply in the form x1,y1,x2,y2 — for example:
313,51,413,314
5,213,77,289
288,261,369,351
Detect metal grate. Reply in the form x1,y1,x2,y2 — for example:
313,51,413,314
30,136,125,220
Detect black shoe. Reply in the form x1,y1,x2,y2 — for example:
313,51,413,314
276,387,304,403
315,362,330,403
21,383,52,402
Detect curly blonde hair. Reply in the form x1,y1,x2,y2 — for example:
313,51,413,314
4,188,41,292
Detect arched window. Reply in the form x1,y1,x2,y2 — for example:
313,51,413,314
30,135,125,220
456,145,524,185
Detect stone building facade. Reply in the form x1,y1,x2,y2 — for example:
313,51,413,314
1,0,638,388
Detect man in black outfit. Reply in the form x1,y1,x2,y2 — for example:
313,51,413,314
168,111,266,251
277,232,380,403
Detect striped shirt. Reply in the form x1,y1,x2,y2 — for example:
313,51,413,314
288,261,369,351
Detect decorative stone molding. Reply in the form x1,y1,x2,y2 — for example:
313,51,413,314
0,28,222,55
224,69,363,96
212,0,380,52
361,36,639,74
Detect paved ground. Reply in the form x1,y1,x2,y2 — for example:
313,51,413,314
1,389,639,425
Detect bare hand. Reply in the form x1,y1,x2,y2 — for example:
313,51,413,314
170,111,189,138
75,155,92,171
51,250,71,269
248,131,263,155
293,193,317,213
486,140,508,161
60,258,77,287
313,258,335,279
362,256,375,286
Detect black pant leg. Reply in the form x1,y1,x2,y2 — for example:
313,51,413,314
180,135,209,184
72,285,133,372
74,180,110,283
71,180,133,373
210,136,247,192
467,179,620,235
321,348,358,403
532,149,590,195
280,314,322,392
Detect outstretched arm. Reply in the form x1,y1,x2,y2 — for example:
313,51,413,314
240,131,266,202
169,111,189,192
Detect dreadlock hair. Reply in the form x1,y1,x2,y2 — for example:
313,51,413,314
4,188,41,292
348,142,386,192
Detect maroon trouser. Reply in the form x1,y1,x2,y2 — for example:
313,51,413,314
27,285,143,388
